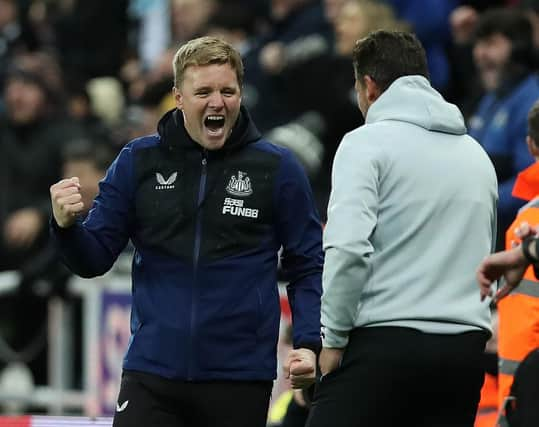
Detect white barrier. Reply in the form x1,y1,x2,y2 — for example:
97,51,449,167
0,415,112,426
0,262,294,419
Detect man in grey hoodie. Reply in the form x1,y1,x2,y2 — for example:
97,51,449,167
307,31,498,427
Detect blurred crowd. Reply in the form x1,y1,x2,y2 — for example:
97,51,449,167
1,0,539,416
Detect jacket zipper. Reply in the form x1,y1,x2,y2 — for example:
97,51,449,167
187,151,208,379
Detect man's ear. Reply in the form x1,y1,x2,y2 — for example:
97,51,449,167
527,135,539,158
364,75,381,103
173,87,183,110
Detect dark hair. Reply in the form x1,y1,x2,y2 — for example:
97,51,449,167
62,139,115,172
528,100,539,142
474,8,534,67
352,30,429,93
207,1,256,36
520,0,539,13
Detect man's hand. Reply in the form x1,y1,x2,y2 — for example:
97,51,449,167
50,177,84,228
450,5,479,44
508,221,539,248
319,347,344,376
4,208,44,248
259,42,286,74
292,389,307,408
514,221,539,241
477,245,529,302
283,348,316,389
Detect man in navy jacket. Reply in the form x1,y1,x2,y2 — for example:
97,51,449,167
50,36,322,427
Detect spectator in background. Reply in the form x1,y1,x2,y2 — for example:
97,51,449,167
323,0,347,24
118,48,184,145
0,0,32,87
0,52,83,385
258,0,332,80
321,0,408,169
245,0,332,133
85,77,126,131
468,8,539,249
128,0,171,72
205,1,258,56
61,140,117,216
449,3,485,118
522,0,539,48
0,53,82,278
334,0,409,55
66,81,112,146
122,47,176,106
120,89,172,145
310,30,497,427
448,1,537,118
205,0,261,116
382,0,459,93
170,0,216,43
267,0,407,219
123,0,238,110
52,0,129,80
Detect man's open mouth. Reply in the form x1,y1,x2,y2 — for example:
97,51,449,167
204,115,225,135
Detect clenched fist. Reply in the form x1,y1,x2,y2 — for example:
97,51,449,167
283,348,316,389
50,177,85,228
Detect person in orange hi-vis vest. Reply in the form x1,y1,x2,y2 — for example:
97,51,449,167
497,99,539,416
475,372,499,427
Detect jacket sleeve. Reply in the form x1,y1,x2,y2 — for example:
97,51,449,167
275,149,323,353
321,134,380,348
50,145,134,278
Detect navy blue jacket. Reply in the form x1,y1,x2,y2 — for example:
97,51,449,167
52,107,323,381
469,74,539,229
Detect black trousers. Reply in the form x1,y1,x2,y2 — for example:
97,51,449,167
112,370,273,427
307,327,487,427
506,348,539,427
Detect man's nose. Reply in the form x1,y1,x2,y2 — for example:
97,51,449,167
208,92,225,108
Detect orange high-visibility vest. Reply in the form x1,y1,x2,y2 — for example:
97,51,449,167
498,161,539,408
474,373,498,427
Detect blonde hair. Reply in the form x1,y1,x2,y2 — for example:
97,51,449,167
355,0,410,36
173,36,244,88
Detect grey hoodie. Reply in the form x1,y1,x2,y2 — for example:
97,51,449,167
322,76,498,348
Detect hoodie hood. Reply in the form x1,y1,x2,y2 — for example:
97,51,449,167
366,76,467,135
157,105,262,153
